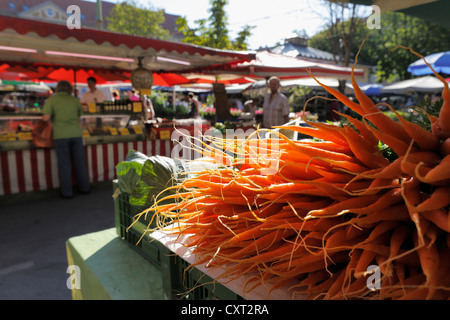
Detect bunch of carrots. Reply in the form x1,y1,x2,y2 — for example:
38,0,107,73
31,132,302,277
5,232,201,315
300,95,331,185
137,46,450,300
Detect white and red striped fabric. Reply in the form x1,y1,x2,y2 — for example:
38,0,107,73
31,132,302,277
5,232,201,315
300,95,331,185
0,140,177,196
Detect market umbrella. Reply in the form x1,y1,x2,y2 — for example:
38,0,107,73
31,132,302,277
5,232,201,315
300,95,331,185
85,72,191,87
152,73,191,87
361,83,384,96
218,51,365,80
407,51,450,76
6,65,39,75
380,76,444,93
46,68,108,84
0,64,54,81
183,73,256,85
93,70,130,82
0,64,36,81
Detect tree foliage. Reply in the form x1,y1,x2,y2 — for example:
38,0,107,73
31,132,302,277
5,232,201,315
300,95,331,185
176,0,254,50
364,12,450,82
310,9,450,82
106,0,170,40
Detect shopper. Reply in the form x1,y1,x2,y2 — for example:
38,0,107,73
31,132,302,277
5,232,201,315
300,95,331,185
188,92,200,118
262,76,289,128
42,80,90,198
244,98,258,118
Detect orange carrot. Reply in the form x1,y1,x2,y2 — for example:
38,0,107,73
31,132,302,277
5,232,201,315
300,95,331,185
363,118,414,156
307,70,365,115
421,209,450,233
334,110,379,147
440,137,450,157
415,154,450,184
350,188,403,215
383,103,440,152
413,232,440,289
340,125,390,168
385,225,410,276
296,140,353,155
392,45,450,138
273,125,348,146
307,194,380,218
415,186,450,212
278,136,358,163
344,157,403,184
278,162,324,180
400,151,441,178
353,204,411,226
350,44,411,144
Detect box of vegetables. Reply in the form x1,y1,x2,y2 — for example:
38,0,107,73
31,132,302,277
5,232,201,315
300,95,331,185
113,151,190,266
129,48,450,300
114,150,242,299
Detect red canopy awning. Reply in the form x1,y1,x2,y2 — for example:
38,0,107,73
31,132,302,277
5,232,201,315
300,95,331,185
0,62,194,87
0,16,255,74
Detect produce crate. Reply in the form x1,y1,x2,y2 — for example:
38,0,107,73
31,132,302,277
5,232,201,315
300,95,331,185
158,243,244,300
113,180,161,267
113,180,242,300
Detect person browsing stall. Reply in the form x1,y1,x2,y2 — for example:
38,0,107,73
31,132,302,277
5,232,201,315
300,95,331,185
244,98,258,118
188,92,200,118
262,76,289,128
42,80,90,198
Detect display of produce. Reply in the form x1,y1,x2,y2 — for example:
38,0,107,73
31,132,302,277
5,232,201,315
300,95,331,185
88,100,143,115
0,114,141,146
131,49,450,300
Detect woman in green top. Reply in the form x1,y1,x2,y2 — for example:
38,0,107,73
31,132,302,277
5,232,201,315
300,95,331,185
42,80,90,198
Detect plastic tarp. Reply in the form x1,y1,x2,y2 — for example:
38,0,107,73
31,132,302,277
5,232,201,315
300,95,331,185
381,76,445,93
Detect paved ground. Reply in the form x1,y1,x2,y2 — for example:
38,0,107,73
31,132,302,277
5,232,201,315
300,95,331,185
0,181,116,300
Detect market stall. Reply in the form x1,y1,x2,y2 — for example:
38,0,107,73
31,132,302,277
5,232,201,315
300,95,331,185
57,1,449,302
192,50,366,81
0,138,175,196
0,16,254,196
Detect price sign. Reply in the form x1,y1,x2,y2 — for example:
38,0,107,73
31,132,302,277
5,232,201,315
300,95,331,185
82,130,90,137
140,89,152,96
113,187,121,200
133,126,143,134
109,128,118,135
88,103,96,113
8,132,16,141
17,132,33,140
159,130,171,140
118,128,130,135
132,102,142,113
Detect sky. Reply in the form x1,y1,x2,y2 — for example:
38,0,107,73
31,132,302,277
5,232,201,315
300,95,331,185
105,0,371,50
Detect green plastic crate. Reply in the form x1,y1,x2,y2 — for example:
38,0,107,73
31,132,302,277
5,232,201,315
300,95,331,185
113,180,243,300
159,244,244,300
113,180,161,267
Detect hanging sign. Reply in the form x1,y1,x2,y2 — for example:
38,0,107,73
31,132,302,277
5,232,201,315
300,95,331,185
130,58,153,90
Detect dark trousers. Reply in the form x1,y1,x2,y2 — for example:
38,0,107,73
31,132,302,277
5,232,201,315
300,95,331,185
54,137,90,197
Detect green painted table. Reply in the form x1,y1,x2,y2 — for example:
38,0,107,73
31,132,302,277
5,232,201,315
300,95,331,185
66,228,163,300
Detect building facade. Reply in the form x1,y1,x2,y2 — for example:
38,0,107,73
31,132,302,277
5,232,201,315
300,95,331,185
0,0,183,41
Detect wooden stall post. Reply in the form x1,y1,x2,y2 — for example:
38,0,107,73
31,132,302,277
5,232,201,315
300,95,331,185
213,83,230,122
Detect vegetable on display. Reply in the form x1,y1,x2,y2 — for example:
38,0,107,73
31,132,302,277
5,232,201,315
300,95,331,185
133,46,450,300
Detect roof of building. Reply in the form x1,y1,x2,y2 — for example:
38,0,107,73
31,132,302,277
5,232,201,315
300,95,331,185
0,0,182,40
270,37,336,62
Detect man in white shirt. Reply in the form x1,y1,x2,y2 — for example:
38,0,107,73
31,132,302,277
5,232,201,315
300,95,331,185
81,77,105,109
263,76,289,128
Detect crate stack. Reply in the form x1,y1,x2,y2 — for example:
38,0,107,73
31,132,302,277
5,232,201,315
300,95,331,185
113,180,243,300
